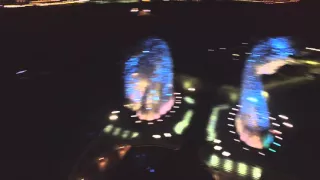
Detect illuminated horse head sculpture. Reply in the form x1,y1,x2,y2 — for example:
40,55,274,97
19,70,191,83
124,38,174,121
235,37,296,149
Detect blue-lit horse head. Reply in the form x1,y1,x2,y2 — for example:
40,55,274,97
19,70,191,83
124,37,174,121
235,37,295,149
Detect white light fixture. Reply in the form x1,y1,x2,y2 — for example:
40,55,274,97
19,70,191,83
152,135,161,139
228,124,234,127
232,108,239,111
283,122,293,128
173,106,179,108
234,139,240,142
306,47,320,52
187,87,196,92
243,147,249,151
16,70,27,75
213,139,221,144
258,152,265,156
269,117,276,120
163,133,172,137
109,115,118,121
228,118,234,121
176,96,182,99
214,145,222,151
278,114,289,120
135,121,142,123
174,92,181,95
229,131,236,134
111,111,120,114
157,119,163,122
222,151,231,157
148,122,154,125
275,136,283,140
272,123,280,127
229,112,236,115
273,130,282,134
131,115,137,117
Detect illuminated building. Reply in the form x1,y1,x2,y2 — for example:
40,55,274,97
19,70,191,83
124,37,174,121
235,37,295,149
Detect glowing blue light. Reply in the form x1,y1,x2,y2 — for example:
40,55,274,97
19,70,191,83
238,37,295,131
268,148,276,153
273,142,281,147
124,38,174,120
247,97,258,103
263,133,274,148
